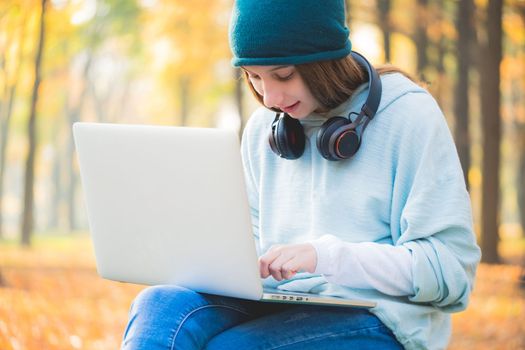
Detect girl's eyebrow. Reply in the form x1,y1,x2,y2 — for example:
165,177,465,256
269,65,292,72
242,66,292,74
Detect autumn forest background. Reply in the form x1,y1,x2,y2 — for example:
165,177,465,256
0,0,524,349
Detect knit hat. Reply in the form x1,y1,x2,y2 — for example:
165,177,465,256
229,0,352,66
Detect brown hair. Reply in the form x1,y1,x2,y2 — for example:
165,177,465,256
242,55,416,113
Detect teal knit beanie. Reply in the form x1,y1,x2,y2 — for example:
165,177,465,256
229,0,352,66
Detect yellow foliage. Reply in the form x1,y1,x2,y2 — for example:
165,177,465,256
143,0,231,81
469,167,482,188
503,13,525,45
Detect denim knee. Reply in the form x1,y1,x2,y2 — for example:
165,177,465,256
122,285,253,350
130,285,200,318
123,285,206,350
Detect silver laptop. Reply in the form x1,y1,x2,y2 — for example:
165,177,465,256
73,122,376,308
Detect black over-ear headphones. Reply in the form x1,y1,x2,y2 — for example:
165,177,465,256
268,51,382,161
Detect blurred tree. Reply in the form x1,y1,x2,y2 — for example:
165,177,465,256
49,121,61,230
51,0,142,232
0,2,27,239
86,0,142,125
62,37,101,233
431,0,452,106
39,2,83,232
145,0,231,126
415,0,429,80
179,75,190,126
65,53,94,232
454,0,475,189
234,68,245,138
345,0,352,30
45,16,88,233
479,0,503,263
21,0,47,246
378,0,392,62
519,119,525,238
516,4,525,239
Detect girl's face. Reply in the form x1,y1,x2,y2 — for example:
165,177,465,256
243,65,321,119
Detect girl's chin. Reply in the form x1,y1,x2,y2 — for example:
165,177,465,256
288,111,309,119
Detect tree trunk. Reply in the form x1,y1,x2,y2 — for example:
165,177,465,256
479,0,502,264
0,11,27,239
454,0,475,189
518,123,525,238
428,1,447,105
0,85,15,239
234,68,245,138
89,82,108,123
21,0,46,246
65,54,93,233
49,142,61,230
179,76,190,126
0,115,8,239
518,3,525,286
377,0,391,63
415,0,429,80
66,121,78,232
344,0,351,29
516,6,525,240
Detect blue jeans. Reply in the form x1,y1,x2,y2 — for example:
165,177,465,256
122,285,403,350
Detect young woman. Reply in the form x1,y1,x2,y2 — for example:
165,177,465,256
121,1,481,349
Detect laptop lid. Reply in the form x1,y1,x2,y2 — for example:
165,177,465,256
73,122,263,300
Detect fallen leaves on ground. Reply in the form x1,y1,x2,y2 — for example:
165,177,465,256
0,235,523,349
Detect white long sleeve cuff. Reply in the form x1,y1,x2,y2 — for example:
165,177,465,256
309,234,414,296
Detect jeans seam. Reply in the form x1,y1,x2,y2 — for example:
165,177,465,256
268,324,391,350
170,304,250,350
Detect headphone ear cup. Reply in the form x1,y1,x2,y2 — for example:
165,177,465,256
316,117,350,160
269,114,305,159
268,121,280,155
334,128,360,159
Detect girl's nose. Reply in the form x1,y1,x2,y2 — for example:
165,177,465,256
262,82,284,109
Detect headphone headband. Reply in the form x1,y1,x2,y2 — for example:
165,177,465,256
350,51,382,120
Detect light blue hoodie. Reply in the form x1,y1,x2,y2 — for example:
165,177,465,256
240,72,481,350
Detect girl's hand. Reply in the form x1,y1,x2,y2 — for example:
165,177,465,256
258,243,317,281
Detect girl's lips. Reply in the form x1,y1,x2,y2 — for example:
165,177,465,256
281,101,300,114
